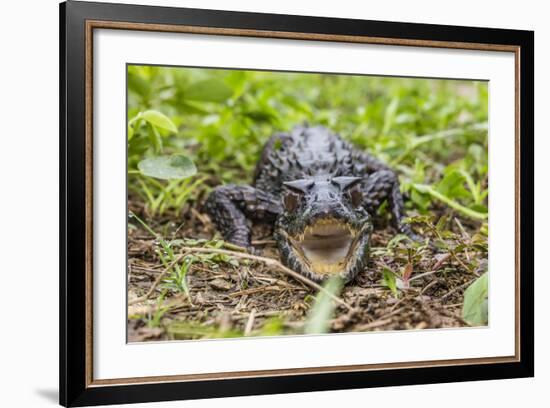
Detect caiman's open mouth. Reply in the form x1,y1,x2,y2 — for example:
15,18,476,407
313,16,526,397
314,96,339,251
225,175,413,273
289,218,360,275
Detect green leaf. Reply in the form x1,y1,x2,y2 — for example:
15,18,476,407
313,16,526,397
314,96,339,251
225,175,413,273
382,267,398,296
128,124,134,140
138,155,197,180
304,277,343,334
436,169,470,200
435,214,449,232
412,184,488,220
128,72,151,98
462,272,489,326
259,317,285,336
141,110,178,133
184,79,233,103
147,123,163,153
382,97,399,135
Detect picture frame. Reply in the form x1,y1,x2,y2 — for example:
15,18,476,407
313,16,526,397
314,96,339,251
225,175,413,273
60,1,534,406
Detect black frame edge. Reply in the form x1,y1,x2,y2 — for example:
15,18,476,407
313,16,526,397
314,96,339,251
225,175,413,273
62,1,89,406
60,1,535,406
518,30,535,377
59,1,67,406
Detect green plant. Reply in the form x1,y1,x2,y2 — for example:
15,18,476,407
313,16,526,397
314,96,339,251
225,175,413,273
129,211,192,299
126,66,491,339
127,66,488,221
304,277,344,334
147,291,170,328
462,272,489,326
381,267,399,297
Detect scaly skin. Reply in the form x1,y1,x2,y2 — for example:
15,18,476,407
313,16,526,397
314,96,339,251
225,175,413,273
205,125,419,282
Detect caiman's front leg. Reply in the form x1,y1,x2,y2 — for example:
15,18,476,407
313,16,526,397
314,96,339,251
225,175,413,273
204,185,282,250
361,170,420,241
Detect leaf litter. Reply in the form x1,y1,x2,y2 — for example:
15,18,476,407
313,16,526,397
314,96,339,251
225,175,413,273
127,197,487,342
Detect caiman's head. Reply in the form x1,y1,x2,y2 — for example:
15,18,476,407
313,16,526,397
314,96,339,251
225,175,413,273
274,176,372,283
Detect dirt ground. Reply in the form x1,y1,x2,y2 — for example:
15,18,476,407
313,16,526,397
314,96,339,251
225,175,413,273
127,199,484,342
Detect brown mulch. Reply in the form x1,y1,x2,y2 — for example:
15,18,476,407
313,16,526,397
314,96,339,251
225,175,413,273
127,200,479,342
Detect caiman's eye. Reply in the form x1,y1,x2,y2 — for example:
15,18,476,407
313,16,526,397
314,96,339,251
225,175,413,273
349,186,363,208
283,191,301,212
282,179,312,212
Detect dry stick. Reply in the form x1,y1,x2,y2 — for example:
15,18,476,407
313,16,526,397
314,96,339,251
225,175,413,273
438,277,477,302
179,246,355,311
128,253,188,305
229,285,281,298
351,305,409,332
190,207,210,227
355,318,393,331
432,253,452,272
244,309,256,336
454,218,471,240
251,239,277,246
409,269,446,282
377,306,407,321
443,302,464,309
420,279,440,295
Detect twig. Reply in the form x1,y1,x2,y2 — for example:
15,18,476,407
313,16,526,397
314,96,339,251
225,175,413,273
377,306,407,321
421,279,440,295
128,253,188,305
244,309,256,336
178,246,355,311
438,278,476,302
454,218,471,240
432,253,451,271
251,239,277,246
388,297,406,312
423,222,475,274
191,207,210,227
409,269,447,282
220,242,249,252
355,318,393,331
229,285,281,297
442,302,464,309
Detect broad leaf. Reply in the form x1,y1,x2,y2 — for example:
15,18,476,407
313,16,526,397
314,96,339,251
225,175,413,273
382,267,398,296
462,272,489,326
436,169,470,200
184,79,233,103
304,277,343,334
138,155,197,180
141,110,178,133
127,73,151,98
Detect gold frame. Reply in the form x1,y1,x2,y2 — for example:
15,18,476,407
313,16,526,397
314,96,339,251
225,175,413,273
84,20,521,388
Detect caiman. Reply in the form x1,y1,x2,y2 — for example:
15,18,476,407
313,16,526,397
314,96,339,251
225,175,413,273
205,125,419,283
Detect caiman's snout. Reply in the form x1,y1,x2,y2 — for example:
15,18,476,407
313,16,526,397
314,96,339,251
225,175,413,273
276,176,372,282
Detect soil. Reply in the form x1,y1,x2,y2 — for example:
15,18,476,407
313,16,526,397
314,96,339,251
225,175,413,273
127,199,483,342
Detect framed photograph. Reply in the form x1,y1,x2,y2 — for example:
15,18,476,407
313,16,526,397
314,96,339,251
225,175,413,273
60,1,534,406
